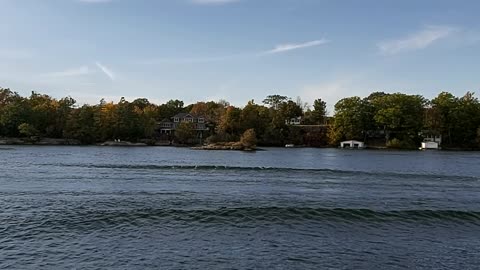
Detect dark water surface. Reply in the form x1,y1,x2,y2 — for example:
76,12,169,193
1,146,479,269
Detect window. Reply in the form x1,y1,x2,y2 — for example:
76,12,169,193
174,117,179,123
198,117,204,123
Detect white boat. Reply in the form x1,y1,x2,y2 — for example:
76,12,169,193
285,144,295,148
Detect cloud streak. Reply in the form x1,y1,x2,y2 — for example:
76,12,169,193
139,39,329,65
96,62,116,81
378,25,456,55
265,39,330,54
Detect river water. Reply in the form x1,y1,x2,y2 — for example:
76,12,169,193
0,146,479,269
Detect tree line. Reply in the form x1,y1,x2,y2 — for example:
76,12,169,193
1,87,479,149
0,89,327,146
329,91,480,149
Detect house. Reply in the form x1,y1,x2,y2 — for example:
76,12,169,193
285,116,302,125
157,113,209,138
420,133,441,150
421,141,440,150
423,134,442,144
340,140,365,149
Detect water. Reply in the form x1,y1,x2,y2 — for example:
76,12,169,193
1,146,479,269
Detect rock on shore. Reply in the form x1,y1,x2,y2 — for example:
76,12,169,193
100,141,148,146
0,137,81,145
192,142,256,151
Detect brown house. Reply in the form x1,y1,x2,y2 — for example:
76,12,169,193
157,113,210,141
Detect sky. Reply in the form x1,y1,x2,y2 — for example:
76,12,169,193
1,0,480,111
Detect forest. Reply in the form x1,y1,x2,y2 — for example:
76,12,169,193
1,87,480,149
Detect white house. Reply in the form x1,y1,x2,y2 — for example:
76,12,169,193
340,140,365,149
285,116,302,125
421,141,440,150
423,134,442,144
421,134,441,150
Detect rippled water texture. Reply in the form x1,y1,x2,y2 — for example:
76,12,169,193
1,147,480,269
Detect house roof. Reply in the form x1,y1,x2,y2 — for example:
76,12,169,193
159,118,171,123
172,113,190,119
172,112,205,119
341,140,364,144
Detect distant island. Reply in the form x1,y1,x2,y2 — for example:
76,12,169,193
1,87,479,150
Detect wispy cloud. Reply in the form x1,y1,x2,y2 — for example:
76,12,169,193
191,0,240,5
40,66,91,79
265,39,330,54
39,62,115,81
378,25,457,55
96,62,116,81
139,39,329,65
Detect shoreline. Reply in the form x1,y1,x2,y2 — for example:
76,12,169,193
1,137,479,151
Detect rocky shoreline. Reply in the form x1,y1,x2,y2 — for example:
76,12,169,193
99,141,148,146
0,137,154,146
0,137,81,145
192,142,256,151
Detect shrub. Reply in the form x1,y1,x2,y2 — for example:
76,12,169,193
386,138,417,149
174,122,196,144
18,123,39,138
205,133,239,144
240,128,257,148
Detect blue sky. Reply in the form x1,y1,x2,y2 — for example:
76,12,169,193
1,0,480,111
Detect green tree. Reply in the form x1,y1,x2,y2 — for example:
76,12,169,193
64,105,97,144
113,97,144,140
311,98,327,125
131,98,151,110
239,100,270,136
279,100,303,120
373,93,425,146
0,91,30,137
53,96,77,137
18,123,39,138
28,92,57,136
263,94,288,110
329,97,368,144
477,127,480,147
138,104,158,138
94,101,116,141
216,106,242,136
450,92,480,147
175,122,196,144
158,99,185,120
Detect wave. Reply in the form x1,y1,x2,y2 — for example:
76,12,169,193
15,207,480,229
64,164,345,173
47,163,479,180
